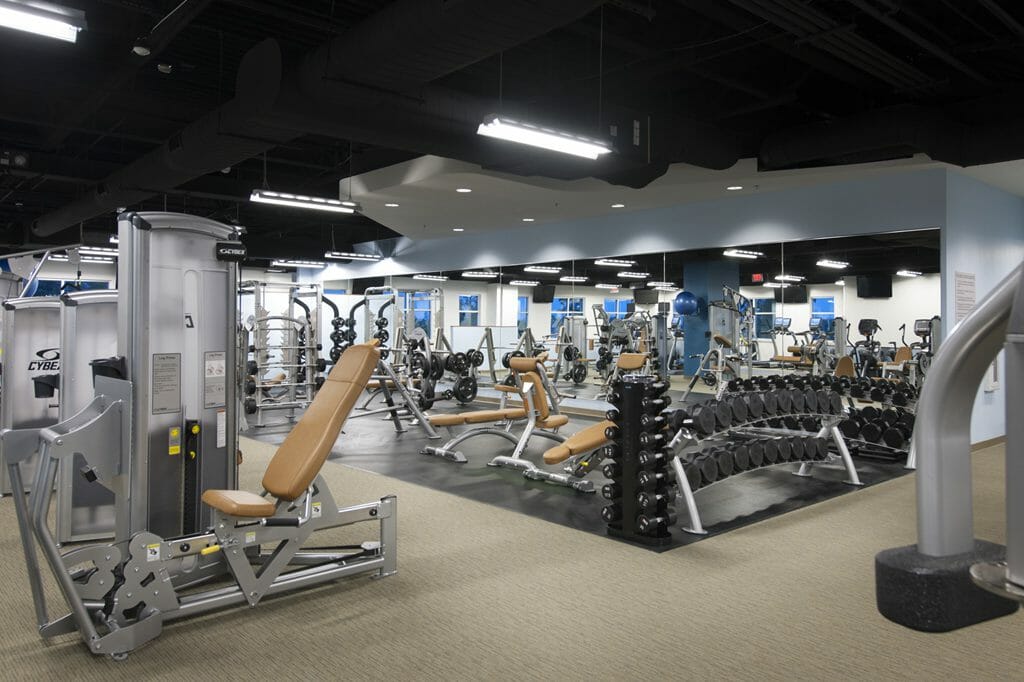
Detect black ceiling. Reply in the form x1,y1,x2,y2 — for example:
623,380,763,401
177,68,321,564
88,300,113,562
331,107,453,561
383,228,940,287
1,1,1022,258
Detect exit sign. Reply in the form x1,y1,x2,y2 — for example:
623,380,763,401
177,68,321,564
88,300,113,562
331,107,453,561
751,273,764,283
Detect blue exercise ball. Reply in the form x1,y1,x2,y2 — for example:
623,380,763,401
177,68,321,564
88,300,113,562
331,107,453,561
674,291,699,317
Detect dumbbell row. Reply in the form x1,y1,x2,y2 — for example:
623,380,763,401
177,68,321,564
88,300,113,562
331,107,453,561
726,372,918,405
680,436,831,491
838,405,915,450
663,387,845,439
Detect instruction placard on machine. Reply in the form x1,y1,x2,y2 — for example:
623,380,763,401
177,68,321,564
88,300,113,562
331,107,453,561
152,353,182,415
204,351,227,408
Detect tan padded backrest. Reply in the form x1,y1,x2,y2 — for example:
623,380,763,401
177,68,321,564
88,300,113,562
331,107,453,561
262,343,380,501
520,370,550,420
509,355,543,373
893,346,912,363
617,353,648,371
834,355,855,378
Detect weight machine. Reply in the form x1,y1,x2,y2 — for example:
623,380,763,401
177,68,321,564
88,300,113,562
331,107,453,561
3,213,395,659
550,315,589,386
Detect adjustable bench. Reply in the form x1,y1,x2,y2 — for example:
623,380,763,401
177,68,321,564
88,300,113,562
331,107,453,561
8,342,397,660
420,355,592,492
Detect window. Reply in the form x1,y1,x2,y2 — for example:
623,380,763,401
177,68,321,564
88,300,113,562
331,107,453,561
550,296,584,334
754,297,775,338
398,291,432,335
603,298,633,321
811,296,836,338
458,294,480,326
517,296,529,335
30,279,109,296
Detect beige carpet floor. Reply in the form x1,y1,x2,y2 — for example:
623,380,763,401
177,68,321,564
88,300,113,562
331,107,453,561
0,438,1018,680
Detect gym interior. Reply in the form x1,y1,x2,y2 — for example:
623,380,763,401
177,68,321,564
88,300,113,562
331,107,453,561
0,1,1022,678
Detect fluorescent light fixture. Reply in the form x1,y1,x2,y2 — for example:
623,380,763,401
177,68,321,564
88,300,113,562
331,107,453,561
816,259,850,269
647,281,674,288
560,276,588,283
79,246,118,256
835,279,845,286
455,188,472,193
897,269,922,277
617,271,649,279
51,254,113,263
265,267,287,273
764,282,790,289
524,265,560,273
775,274,805,282
723,248,763,259
452,228,465,232
324,251,382,262
413,274,448,281
250,189,357,214
463,271,498,279
0,0,85,42
477,114,612,160
654,286,680,292
611,203,625,208
271,259,327,269
509,280,539,287
521,217,535,222
109,235,119,244
595,258,635,267
595,283,619,290
384,203,400,207
726,185,743,191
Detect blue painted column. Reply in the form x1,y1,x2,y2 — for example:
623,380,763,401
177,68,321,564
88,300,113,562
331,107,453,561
682,260,739,375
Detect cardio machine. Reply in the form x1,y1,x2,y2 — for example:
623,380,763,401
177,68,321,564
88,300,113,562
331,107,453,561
3,213,396,660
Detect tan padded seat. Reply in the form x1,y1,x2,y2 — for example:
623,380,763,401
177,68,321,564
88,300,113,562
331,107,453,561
509,355,543,373
543,420,613,464
201,489,276,518
537,414,569,429
772,355,803,363
494,384,518,393
616,353,648,371
428,413,466,427
464,408,527,424
883,346,913,369
786,345,803,354
368,378,419,390
834,355,856,378
713,334,733,349
248,343,379,503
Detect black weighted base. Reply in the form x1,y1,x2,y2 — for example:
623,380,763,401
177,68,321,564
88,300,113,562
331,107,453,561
875,540,1018,632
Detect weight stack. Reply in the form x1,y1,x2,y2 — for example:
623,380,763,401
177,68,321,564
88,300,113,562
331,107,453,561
602,375,674,547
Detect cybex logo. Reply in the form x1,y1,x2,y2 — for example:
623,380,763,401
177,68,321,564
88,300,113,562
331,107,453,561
29,347,60,371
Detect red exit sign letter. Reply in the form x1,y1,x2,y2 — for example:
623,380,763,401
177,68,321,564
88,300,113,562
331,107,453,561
751,273,764,283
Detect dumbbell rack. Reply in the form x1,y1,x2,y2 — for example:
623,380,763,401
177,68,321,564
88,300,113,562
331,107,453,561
246,314,321,427
602,375,676,547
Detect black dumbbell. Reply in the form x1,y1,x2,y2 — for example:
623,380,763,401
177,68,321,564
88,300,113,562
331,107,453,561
695,453,719,485
601,482,621,500
637,512,676,535
775,389,793,413
732,444,751,471
638,449,670,469
789,437,806,461
882,423,913,449
681,462,702,490
860,421,883,443
729,396,748,423
601,504,622,523
638,469,675,491
713,448,734,478
602,461,622,479
839,418,861,439
761,438,780,464
636,491,672,512
776,437,792,462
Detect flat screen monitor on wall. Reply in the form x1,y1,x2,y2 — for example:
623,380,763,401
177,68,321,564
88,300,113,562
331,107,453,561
633,288,659,305
774,285,807,304
532,285,556,304
856,275,893,298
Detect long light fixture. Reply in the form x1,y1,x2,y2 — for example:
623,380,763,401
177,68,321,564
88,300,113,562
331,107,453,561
524,265,560,273
775,274,805,282
595,258,635,267
324,251,381,262
108,235,119,244
51,254,114,263
271,259,326,269
816,259,849,269
617,271,649,279
463,271,498,279
654,285,680,292
647,280,674,288
835,279,846,286
723,248,763,259
764,282,790,288
476,114,611,160
250,189,358,214
79,246,118,256
0,0,86,42
509,280,539,287
560,276,588,283
595,283,619,290
413,274,448,281
897,269,922,278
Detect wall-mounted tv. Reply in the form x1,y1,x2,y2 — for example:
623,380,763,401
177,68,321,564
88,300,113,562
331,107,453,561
774,285,807,304
856,275,893,298
532,285,556,304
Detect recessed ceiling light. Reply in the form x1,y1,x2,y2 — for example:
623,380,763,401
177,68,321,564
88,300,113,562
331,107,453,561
726,185,743,191
521,217,534,222
456,188,472,193
595,258,635,267
384,202,400,207
452,227,465,232
611,203,625,208
723,248,763,259
897,269,922,277
816,259,850,269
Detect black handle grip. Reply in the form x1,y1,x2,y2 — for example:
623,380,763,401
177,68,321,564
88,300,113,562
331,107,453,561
263,517,300,527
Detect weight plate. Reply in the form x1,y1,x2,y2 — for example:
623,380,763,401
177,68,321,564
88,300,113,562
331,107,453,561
502,352,512,368
570,363,588,384
744,393,764,419
430,355,445,381
729,396,748,423
452,375,478,404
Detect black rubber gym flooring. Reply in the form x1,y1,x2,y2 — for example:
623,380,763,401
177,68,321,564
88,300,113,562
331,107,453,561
244,403,911,552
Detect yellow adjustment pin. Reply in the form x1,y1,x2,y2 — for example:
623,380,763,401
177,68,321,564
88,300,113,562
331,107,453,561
191,424,200,435
200,545,221,556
